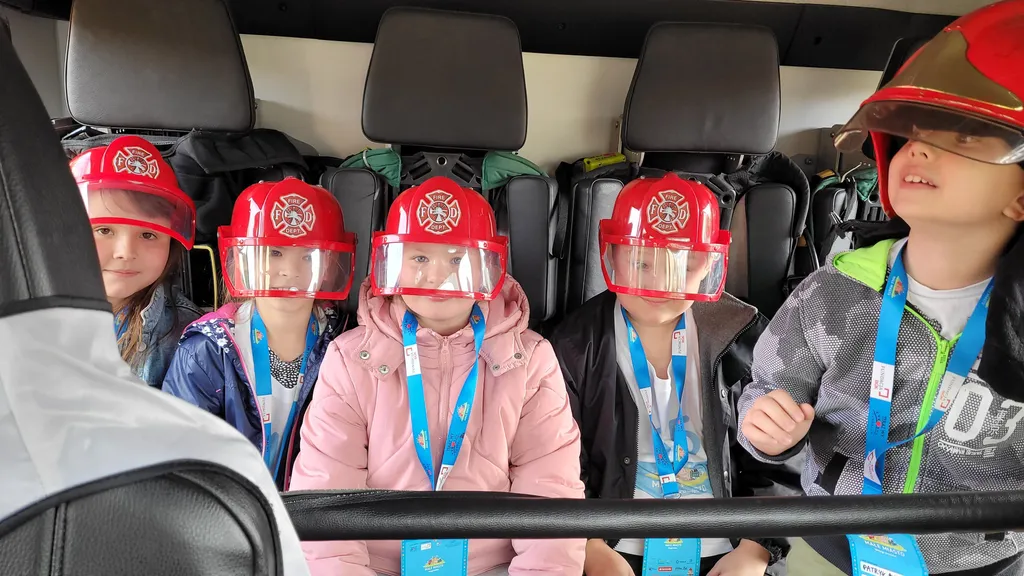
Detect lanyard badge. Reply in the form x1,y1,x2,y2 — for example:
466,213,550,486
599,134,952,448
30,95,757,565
114,308,129,341
401,305,485,576
622,308,702,575
403,304,485,491
849,246,992,576
622,308,690,496
251,309,319,475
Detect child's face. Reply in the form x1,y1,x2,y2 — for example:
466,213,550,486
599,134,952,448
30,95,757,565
264,246,318,293
398,242,480,326
888,137,1024,228
618,292,693,327
250,247,321,317
609,245,719,325
89,189,172,303
607,244,714,307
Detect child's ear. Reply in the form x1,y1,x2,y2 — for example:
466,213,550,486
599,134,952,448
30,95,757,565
1004,188,1024,223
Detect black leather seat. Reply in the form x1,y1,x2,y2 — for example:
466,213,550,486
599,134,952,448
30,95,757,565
564,23,807,318
862,35,931,160
326,7,559,324
811,36,931,260
0,17,309,575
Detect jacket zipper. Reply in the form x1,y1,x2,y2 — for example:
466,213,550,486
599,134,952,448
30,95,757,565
223,320,267,458
438,336,453,476
711,315,758,498
902,307,956,494
833,260,960,496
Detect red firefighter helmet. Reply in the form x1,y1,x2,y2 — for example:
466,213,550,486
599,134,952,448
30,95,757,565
71,135,196,249
371,176,508,301
600,173,731,301
218,177,356,300
834,0,1024,216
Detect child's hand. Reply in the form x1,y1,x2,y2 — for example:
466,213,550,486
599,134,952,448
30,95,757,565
584,539,634,576
742,389,815,456
707,539,770,576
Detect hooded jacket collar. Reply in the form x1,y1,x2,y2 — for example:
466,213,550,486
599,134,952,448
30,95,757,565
352,277,533,380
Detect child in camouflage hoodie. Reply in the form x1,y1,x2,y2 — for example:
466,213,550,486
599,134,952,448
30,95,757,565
738,3,1024,575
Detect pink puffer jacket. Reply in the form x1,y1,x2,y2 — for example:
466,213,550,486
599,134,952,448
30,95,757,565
290,277,585,576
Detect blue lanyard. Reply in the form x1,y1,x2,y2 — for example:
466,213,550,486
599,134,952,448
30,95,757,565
403,304,486,491
114,308,129,341
621,308,689,498
251,308,319,473
863,248,992,494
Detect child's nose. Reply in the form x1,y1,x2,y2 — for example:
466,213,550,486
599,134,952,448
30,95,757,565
112,235,137,260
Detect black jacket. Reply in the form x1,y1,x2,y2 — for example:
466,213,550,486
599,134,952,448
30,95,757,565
550,291,799,571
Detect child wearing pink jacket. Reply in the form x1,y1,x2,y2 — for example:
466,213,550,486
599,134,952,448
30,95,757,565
289,176,586,576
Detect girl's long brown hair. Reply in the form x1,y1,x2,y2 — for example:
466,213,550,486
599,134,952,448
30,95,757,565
97,185,189,370
115,242,186,370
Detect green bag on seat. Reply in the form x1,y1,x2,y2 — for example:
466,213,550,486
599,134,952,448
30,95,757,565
481,151,547,191
341,148,546,191
340,148,402,188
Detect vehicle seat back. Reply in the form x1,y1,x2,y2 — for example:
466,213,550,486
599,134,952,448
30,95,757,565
356,7,560,325
562,23,807,318
0,19,295,574
812,36,930,260
0,465,279,576
319,165,390,313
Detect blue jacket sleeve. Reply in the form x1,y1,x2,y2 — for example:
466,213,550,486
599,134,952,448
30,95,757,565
161,334,226,417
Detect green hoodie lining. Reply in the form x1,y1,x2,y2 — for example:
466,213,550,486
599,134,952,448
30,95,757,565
832,239,959,494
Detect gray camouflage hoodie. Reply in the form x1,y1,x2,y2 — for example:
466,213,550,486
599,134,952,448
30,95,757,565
737,239,1024,574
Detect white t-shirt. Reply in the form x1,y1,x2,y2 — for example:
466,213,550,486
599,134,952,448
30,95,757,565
613,303,735,558
889,238,990,340
266,350,302,472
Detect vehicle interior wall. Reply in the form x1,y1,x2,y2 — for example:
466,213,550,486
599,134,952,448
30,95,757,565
1,10,881,171
235,34,883,169
0,6,62,117
740,0,993,14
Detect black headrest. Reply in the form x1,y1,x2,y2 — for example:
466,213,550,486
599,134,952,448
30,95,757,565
362,7,528,151
861,36,932,160
878,36,931,89
622,23,780,155
0,22,108,319
65,0,254,132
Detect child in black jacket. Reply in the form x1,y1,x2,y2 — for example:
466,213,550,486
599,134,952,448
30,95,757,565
552,174,795,576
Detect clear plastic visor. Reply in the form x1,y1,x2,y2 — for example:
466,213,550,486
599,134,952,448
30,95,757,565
82,183,195,248
222,243,354,299
835,101,1024,164
372,241,505,299
601,243,727,299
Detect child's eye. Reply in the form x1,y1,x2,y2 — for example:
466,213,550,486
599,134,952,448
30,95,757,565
141,232,158,240
450,256,463,266
632,261,650,271
955,134,980,145
94,227,113,236
412,255,429,264
270,249,283,257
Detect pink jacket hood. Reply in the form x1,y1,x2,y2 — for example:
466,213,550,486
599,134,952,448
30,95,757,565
290,277,585,576
355,276,532,372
